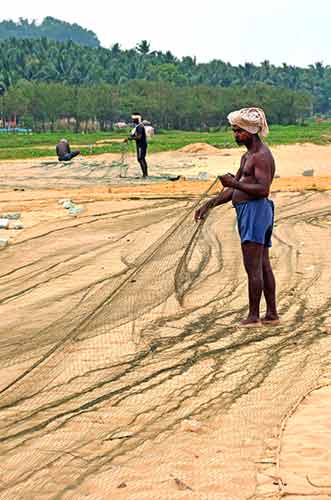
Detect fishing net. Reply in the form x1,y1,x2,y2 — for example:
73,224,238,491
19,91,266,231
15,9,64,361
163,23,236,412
0,143,171,190
0,184,330,500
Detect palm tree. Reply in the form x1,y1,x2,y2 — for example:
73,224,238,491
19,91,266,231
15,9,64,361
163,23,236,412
136,40,150,55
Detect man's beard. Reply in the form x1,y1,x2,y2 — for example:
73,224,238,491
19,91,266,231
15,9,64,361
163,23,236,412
236,137,252,146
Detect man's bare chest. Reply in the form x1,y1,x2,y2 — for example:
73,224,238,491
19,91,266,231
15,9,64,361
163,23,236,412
241,157,255,179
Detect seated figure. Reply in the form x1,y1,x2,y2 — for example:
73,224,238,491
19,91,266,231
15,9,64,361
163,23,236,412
56,139,80,161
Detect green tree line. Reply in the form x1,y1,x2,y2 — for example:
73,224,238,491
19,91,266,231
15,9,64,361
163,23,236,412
1,80,312,131
0,37,328,115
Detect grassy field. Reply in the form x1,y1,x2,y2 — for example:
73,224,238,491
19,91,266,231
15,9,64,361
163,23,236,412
1,122,331,160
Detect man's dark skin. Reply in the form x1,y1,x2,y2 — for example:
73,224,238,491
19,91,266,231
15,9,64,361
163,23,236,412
195,126,279,326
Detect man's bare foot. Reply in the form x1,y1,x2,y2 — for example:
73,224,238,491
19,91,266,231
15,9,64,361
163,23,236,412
239,318,262,328
262,315,280,325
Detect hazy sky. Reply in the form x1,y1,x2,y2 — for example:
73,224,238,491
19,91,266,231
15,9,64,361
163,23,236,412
1,0,329,66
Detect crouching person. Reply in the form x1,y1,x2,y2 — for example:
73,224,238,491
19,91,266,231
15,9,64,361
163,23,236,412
56,139,80,162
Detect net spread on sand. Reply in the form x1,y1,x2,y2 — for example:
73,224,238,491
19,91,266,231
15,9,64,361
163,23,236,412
0,182,330,499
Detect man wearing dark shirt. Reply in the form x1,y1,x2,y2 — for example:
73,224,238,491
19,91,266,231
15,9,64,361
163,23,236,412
125,113,148,177
56,139,80,162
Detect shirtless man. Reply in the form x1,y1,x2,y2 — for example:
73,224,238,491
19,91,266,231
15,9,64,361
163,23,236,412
195,108,279,327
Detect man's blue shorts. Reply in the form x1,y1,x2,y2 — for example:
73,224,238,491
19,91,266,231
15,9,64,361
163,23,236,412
234,198,275,247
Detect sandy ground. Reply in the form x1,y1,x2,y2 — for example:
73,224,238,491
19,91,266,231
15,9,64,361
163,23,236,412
154,142,331,178
0,143,330,500
1,142,331,190
277,383,331,499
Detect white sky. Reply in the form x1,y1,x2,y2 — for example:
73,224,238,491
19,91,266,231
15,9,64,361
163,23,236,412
1,0,330,66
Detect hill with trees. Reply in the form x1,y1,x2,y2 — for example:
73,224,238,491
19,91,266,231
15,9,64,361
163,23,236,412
0,17,100,47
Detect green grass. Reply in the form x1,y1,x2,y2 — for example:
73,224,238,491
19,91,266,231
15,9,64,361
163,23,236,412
0,131,112,148
0,122,331,160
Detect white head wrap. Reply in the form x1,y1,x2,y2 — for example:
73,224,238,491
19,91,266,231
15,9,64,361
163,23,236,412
227,107,269,137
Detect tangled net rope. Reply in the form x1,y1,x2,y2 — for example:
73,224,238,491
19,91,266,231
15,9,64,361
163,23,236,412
0,184,330,499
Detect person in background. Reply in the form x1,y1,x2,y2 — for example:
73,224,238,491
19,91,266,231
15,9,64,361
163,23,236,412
124,113,148,177
56,138,80,162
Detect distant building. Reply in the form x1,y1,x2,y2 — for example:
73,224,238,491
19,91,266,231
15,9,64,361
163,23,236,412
114,121,128,129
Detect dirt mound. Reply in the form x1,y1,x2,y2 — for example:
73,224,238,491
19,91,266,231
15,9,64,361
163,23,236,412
179,142,220,154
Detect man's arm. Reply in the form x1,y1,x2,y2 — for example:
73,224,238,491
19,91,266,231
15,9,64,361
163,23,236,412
194,188,234,221
220,154,270,198
128,125,143,141
130,132,143,141
194,166,241,221
205,161,244,210
205,188,234,209
127,128,136,141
